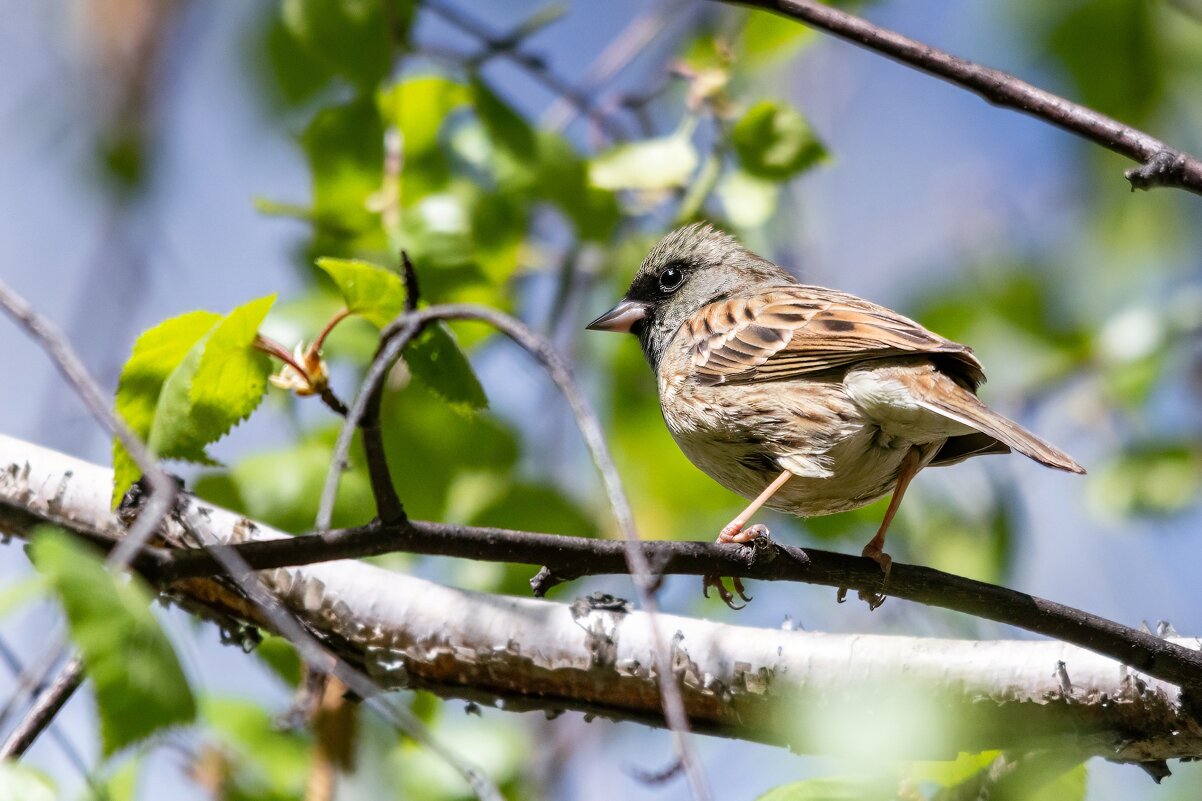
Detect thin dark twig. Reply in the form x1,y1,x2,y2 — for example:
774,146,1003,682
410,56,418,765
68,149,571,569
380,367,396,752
0,638,87,773
0,278,180,751
0,658,83,760
318,388,349,417
318,303,712,801
148,517,1202,695
400,251,421,314
541,0,687,133
422,0,628,142
0,279,177,568
725,0,1202,195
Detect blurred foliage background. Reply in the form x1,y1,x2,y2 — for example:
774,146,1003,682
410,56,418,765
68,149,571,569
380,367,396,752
1,0,1201,799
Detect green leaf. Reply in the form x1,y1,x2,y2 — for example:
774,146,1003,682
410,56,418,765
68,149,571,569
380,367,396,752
589,130,699,191
31,529,195,756
144,333,217,465
301,97,385,232
1043,0,1162,124
0,762,55,801
1030,762,1086,801
910,750,1002,785
281,0,408,90
112,310,221,505
536,132,618,241
1089,443,1202,519
755,778,872,801
193,426,375,534
738,9,814,66
202,697,310,796
379,75,469,158
254,635,304,687
0,575,44,620
467,481,597,539
406,323,488,412
190,294,276,436
731,101,827,180
717,168,779,229
471,77,537,163
113,299,275,504
380,382,518,520
316,257,406,327
146,297,275,467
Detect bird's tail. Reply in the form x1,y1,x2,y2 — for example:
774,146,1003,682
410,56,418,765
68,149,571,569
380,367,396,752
917,383,1085,474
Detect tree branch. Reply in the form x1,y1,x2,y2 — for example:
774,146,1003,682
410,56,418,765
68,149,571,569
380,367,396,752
723,0,1202,195
0,658,83,760
1,434,1199,768
142,516,1202,698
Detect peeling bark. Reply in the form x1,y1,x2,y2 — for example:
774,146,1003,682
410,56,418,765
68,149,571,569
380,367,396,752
2,433,1201,762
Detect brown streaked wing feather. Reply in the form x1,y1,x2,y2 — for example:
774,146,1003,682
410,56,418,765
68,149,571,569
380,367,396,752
688,286,984,387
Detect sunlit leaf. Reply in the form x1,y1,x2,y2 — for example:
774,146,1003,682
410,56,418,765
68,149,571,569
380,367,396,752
316,257,406,327
910,750,1002,785
379,75,470,157
31,529,195,756
1089,443,1202,518
738,9,814,66
0,762,54,801
589,130,699,191
731,101,827,180
112,309,221,505
145,297,274,466
190,294,276,439
718,168,780,228
1031,762,1086,801
302,97,385,232
755,777,872,801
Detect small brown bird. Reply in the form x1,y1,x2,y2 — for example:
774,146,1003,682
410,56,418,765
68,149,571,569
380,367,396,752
588,224,1083,608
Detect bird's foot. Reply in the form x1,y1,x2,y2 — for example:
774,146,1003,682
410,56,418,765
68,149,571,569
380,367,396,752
859,545,892,610
835,546,892,611
718,521,767,544
703,524,770,609
702,574,751,610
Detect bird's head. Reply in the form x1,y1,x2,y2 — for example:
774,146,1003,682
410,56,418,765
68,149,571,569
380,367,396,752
587,222,794,370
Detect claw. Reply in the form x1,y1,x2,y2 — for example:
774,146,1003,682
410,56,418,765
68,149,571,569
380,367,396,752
706,524,770,609
859,545,892,611
835,547,893,609
702,574,751,609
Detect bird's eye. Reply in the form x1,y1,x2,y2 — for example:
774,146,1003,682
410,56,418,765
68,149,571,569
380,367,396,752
659,266,685,293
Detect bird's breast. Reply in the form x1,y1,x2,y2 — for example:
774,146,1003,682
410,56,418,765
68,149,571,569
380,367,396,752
656,366,946,517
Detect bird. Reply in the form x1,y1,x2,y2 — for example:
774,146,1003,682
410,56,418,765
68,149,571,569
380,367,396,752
587,223,1084,609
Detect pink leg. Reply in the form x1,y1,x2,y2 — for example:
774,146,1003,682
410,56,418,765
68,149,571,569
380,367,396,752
705,470,794,609
837,446,922,610
718,470,794,543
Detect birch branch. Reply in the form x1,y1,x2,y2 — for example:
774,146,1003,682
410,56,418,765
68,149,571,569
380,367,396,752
1,434,1200,766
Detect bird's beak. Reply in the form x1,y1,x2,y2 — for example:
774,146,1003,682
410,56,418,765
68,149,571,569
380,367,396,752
586,299,649,333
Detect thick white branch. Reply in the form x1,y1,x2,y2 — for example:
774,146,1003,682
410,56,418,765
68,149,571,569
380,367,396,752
1,433,1200,762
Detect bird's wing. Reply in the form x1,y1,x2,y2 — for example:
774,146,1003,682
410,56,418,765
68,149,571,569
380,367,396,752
687,285,985,387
